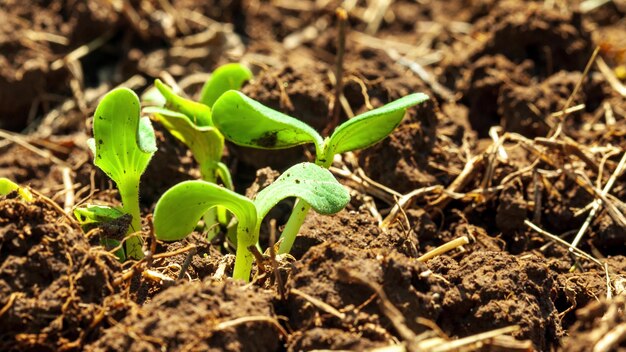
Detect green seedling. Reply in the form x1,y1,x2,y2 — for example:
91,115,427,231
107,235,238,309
88,88,157,260
145,63,252,239
153,162,350,281
0,177,33,201
212,90,429,253
74,205,129,261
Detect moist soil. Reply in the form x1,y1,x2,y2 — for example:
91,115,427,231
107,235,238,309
1,0,626,351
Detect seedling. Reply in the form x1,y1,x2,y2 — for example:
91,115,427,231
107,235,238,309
212,90,429,253
0,177,33,201
153,162,350,281
145,64,252,238
87,88,157,259
74,205,129,261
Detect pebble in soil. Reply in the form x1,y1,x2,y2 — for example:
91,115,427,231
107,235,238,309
0,194,125,351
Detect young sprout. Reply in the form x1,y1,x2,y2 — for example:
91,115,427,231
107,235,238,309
74,205,129,261
0,177,33,201
88,88,157,259
145,63,252,239
153,162,350,281
211,90,429,253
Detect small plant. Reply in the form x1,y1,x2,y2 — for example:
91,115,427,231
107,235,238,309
153,162,350,281
145,63,252,183
145,64,252,238
211,90,429,253
86,88,157,260
0,178,33,201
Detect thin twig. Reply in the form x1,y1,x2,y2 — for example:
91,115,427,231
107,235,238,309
524,220,603,267
61,167,75,213
551,46,600,138
597,56,626,97
327,8,348,135
212,316,289,339
0,129,69,167
290,288,346,320
417,236,471,263
570,151,626,251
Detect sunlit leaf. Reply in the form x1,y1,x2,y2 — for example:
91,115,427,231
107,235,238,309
212,90,324,154
328,92,429,155
200,63,253,108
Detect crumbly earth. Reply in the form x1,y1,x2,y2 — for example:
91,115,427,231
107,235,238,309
0,195,125,351
1,0,626,350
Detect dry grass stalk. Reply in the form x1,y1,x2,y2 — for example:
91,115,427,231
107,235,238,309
570,151,626,251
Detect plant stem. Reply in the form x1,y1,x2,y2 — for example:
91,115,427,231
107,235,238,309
119,180,144,259
278,200,311,254
233,227,255,281
200,166,220,240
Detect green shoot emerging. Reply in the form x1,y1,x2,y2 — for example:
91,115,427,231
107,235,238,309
89,88,157,259
146,64,251,239
74,205,129,261
212,90,429,252
0,178,33,201
153,162,350,281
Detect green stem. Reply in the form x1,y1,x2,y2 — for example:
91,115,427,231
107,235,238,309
277,149,333,255
118,180,144,260
278,200,311,254
200,166,220,240
233,225,256,281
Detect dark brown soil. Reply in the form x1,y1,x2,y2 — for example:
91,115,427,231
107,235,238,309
88,279,281,352
0,195,125,351
2,0,626,351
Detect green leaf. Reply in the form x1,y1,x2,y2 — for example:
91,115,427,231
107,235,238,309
328,93,429,155
153,180,257,241
154,80,213,127
92,88,156,185
74,205,125,226
212,91,324,153
145,107,224,179
141,85,167,107
0,178,33,201
200,63,253,108
254,162,350,221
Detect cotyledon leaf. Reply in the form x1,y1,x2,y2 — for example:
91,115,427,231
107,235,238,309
0,177,33,201
154,79,213,127
253,162,350,221
200,63,253,108
145,107,224,172
92,88,156,184
328,92,429,155
153,180,257,241
212,90,324,154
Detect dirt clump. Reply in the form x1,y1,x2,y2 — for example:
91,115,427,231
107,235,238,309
359,98,469,193
0,195,124,351
285,242,446,350
428,250,562,351
89,279,281,351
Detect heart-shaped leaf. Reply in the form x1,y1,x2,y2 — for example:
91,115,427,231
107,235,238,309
254,162,350,221
153,180,257,241
200,63,253,108
92,88,156,184
212,91,324,154
328,92,429,155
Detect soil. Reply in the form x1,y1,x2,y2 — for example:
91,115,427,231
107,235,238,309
2,0,626,351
